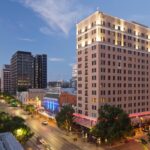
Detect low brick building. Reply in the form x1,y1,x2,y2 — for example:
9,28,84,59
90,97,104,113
59,92,76,107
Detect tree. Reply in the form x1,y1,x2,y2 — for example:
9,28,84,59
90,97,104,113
0,112,33,144
12,116,25,124
56,105,75,131
13,125,34,144
25,105,35,114
147,132,150,142
92,105,132,143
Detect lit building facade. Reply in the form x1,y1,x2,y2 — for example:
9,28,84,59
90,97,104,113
11,51,34,94
17,89,46,107
43,97,59,114
1,65,11,94
34,54,47,89
77,11,150,118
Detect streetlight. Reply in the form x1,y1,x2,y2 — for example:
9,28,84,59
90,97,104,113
81,130,84,138
69,126,72,132
84,133,88,142
97,137,101,146
16,128,24,137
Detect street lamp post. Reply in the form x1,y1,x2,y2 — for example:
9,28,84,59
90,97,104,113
105,138,108,144
84,133,88,142
97,138,101,146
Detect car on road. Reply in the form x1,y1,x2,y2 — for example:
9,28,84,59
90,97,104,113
37,137,47,145
45,145,53,150
42,121,48,125
39,138,47,145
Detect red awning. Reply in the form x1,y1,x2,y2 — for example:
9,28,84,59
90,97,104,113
129,111,150,118
73,113,97,122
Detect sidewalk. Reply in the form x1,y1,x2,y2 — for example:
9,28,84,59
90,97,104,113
59,130,104,150
106,141,146,150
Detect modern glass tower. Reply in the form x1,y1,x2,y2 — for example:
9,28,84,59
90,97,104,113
11,51,34,94
34,54,47,89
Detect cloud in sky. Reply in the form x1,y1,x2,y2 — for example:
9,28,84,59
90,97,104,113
18,37,35,42
48,57,64,62
39,26,54,35
17,0,92,35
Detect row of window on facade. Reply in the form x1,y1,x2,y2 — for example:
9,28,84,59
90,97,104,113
78,102,148,109
100,90,149,95
78,102,149,114
100,61,148,69
100,75,148,81
77,83,149,88
78,59,149,68
78,40,148,50
78,76,149,82
78,29,149,45
77,108,149,116
100,53,149,63
79,52,149,63
78,89,149,95
79,90,149,95
99,68,148,75
78,20,149,39
78,45,149,57
78,95,149,103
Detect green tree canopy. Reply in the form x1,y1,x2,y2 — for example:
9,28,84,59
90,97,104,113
0,112,33,143
56,105,75,131
25,104,35,114
92,105,132,143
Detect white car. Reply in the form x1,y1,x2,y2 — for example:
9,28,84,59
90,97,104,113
39,138,47,145
45,145,53,150
42,121,48,125
37,137,47,145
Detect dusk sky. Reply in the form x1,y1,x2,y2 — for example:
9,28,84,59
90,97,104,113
0,0,150,80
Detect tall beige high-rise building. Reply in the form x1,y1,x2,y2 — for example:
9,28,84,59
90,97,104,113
76,11,150,118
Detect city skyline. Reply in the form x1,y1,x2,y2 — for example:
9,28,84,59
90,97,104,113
1,0,150,80
1,1,150,149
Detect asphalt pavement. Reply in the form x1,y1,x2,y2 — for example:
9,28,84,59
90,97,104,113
0,101,104,150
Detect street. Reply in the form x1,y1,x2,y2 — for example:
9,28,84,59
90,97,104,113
0,101,104,150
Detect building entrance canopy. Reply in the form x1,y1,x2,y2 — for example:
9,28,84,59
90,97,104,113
73,113,97,129
74,111,150,128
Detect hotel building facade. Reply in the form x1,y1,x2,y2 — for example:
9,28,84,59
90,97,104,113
76,11,150,118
